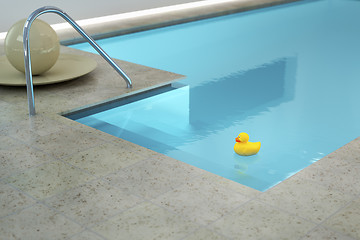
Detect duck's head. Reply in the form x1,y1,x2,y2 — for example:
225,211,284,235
235,132,249,143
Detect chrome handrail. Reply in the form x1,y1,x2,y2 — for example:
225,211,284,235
23,6,132,116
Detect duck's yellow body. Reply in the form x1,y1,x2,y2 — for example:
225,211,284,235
234,132,261,156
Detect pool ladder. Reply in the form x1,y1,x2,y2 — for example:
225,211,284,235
23,6,132,116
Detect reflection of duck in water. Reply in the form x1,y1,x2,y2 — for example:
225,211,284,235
234,152,261,175
234,132,261,156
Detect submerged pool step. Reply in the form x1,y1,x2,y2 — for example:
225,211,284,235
78,116,190,148
113,119,195,148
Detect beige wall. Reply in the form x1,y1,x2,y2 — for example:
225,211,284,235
1,0,202,33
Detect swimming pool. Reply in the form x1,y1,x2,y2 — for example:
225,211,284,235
69,0,360,191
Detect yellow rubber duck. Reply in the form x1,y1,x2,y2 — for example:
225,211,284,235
234,132,261,156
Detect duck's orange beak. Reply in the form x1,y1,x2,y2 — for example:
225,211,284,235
235,137,241,142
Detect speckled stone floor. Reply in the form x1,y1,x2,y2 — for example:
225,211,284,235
1,0,360,239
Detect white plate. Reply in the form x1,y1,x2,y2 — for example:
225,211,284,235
0,53,97,86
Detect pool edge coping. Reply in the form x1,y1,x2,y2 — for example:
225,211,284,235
56,0,302,45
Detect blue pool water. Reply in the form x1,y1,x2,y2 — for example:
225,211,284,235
69,0,360,191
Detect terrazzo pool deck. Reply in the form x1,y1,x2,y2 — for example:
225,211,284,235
1,0,360,239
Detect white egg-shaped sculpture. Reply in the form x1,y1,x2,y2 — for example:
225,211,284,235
5,19,60,75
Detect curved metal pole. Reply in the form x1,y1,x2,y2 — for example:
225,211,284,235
23,6,132,116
